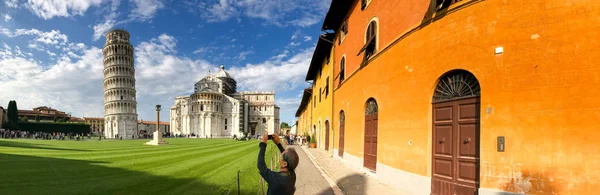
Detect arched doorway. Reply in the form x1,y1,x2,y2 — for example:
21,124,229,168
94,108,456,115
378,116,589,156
325,120,330,151
339,111,345,157
364,98,378,171
431,70,481,195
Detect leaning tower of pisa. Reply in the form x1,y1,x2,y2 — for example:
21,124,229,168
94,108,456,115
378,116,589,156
103,29,138,139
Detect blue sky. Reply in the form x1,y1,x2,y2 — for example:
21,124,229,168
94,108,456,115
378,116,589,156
0,0,330,124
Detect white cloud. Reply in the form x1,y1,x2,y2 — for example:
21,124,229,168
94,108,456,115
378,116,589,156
199,0,239,22
288,14,320,27
230,38,237,42
275,97,302,112
92,19,116,41
289,42,300,46
46,50,57,56
35,30,69,45
0,30,313,122
1,28,69,45
28,43,44,51
5,0,18,8
4,14,11,22
236,50,253,61
0,47,105,117
129,0,165,21
193,47,208,54
92,0,120,41
303,36,312,42
290,30,300,40
191,0,331,27
25,0,107,20
228,48,313,92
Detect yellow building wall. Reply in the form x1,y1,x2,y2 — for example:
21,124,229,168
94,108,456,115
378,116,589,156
311,51,334,151
297,102,311,136
330,0,600,194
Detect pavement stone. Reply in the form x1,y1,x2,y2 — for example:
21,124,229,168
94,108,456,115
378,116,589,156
291,145,335,195
305,147,407,195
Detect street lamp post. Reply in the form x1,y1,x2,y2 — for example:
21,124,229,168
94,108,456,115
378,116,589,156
156,105,160,132
145,104,168,145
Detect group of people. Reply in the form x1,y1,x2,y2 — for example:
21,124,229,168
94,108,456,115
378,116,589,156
0,129,91,140
285,134,311,146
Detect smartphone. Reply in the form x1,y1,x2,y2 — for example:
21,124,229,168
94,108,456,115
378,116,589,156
268,135,273,140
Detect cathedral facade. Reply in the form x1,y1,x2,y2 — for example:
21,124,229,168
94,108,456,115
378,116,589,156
170,65,280,138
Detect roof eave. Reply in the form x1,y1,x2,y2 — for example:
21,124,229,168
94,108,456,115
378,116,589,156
321,0,354,31
294,88,313,117
305,33,335,81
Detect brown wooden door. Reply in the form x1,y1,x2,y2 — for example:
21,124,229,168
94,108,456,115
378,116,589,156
325,121,330,151
339,112,345,157
364,109,378,171
432,97,480,195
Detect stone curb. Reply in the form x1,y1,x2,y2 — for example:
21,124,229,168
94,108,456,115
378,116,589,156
299,145,344,195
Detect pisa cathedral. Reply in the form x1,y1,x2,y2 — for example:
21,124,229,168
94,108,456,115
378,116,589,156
103,29,138,139
170,65,280,138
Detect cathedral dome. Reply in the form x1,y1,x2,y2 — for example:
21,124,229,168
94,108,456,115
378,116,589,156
215,65,233,79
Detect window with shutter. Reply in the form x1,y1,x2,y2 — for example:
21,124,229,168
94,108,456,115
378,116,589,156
339,20,349,45
437,0,462,10
361,0,372,10
325,77,329,98
358,21,377,64
340,57,346,83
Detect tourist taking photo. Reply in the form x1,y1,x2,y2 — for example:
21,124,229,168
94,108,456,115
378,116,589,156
257,131,299,195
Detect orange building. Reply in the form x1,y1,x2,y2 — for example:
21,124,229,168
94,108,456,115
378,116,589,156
297,0,600,194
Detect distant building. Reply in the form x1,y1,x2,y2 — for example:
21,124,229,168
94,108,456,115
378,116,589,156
170,65,280,138
138,120,170,134
280,127,291,135
69,117,85,123
290,122,297,135
83,117,105,133
0,106,7,129
18,106,71,122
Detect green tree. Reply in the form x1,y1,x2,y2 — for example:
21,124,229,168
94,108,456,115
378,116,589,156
35,114,40,122
53,116,57,122
20,116,28,122
6,100,18,123
5,100,20,130
280,122,290,129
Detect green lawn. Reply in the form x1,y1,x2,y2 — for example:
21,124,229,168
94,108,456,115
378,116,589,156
0,138,283,195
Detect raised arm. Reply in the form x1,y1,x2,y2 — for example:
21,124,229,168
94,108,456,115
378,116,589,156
257,142,278,184
272,133,285,153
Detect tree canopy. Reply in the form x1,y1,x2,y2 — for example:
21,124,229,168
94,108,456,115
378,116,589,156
280,122,290,129
7,100,18,123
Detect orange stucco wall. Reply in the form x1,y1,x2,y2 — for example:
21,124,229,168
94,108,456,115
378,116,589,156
330,0,600,193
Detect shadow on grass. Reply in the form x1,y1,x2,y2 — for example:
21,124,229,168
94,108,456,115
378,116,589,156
0,139,89,152
0,153,250,195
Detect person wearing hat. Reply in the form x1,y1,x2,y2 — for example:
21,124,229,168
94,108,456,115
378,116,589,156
258,131,299,195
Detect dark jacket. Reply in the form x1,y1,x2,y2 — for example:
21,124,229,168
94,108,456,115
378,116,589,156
258,142,296,195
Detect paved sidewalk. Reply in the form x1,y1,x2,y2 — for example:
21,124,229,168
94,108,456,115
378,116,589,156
290,145,335,195
305,147,406,195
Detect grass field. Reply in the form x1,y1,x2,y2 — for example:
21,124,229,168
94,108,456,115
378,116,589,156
0,138,283,195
